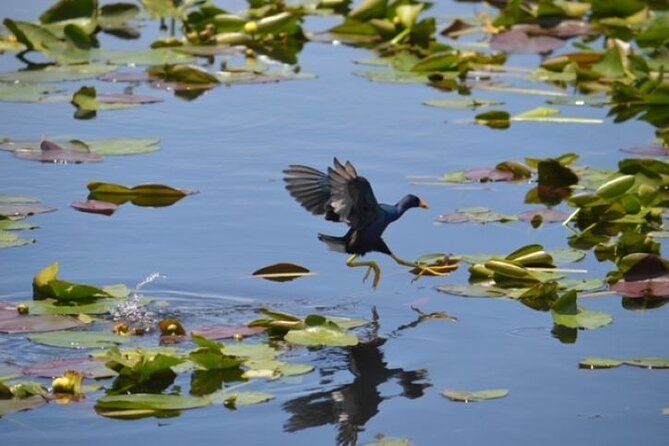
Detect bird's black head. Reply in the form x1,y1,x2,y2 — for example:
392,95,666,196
398,194,430,212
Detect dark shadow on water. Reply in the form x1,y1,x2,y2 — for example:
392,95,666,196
282,311,432,446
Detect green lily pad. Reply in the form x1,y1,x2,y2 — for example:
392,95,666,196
436,284,509,298
551,290,613,330
0,395,47,417
578,358,624,369
423,98,504,109
19,297,124,315
0,230,35,248
436,208,517,224
28,330,129,349
442,388,509,402
0,64,117,83
0,84,63,102
215,391,274,408
90,48,196,66
223,343,279,360
0,137,160,157
363,437,411,446
284,324,359,347
96,393,211,416
623,358,669,369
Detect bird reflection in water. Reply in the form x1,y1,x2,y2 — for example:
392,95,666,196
282,308,433,446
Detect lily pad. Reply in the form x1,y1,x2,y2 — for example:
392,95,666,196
578,358,624,369
623,358,669,369
442,388,509,402
491,29,565,54
23,357,116,379
0,395,47,417
190,326,264,340
423,98,504,109
28,330,129,349
0,230,35,248
252,263,315,282
436,208,517,224
71,200,119,216
284,324,359,347
550,290,613,330
0,64,117,83
0,313,84,334
96,393,211,417
215,391,274,408
14,140,103,164
0,83,63,102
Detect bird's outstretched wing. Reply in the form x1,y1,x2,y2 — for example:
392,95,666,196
283,158,379,227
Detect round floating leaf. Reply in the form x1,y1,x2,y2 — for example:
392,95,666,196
96,393,211,413
0,64,117,83
437,208,517,224
218,391,274,408
518,208,570,224
578,358,624,369
15,139,103,164
551,291,613,330
0,395,47,417
0,83,63,102
284,325,359,347
223,343,279,360
0,230,35,248
363,437,411,446
28,330,129,349
623,358,669,369
252,263,315,282
19,298,122,315
0,202,56,217
23,357,116,379
190,326,264,340
423,98,504,109
71,199,118,216
491,29,565,54
475,110,511,129
442,388,509,402
436,284,509,298
0,313,84,334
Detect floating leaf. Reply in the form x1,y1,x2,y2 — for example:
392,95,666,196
71,199,119,216
578,358,624,369
0,64,117,83
436,208,517,224
491,29,565,54
15,140,103,164
0,395,47,417
442,388,509,402
551,290,613,330
223,343,279,360
0,230,35,248
436,284,508,298
284,324,359,347
623,358,669,369
96,393,211,417
0,83,63,102
423,98,504,109
23,357,116,379
190,326,264,340
216,391,274,408
0,313,84,334
28,330,129,349
252,263,315,282
87,182,195,207
475,110,510,129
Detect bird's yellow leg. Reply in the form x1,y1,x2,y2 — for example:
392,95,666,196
346,254,382,289
390,254,448,281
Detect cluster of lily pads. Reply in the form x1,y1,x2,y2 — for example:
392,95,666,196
0,261,377,418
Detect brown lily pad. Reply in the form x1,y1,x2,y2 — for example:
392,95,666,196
464,167,515,182
611,276,669,298
491,29,565,54
71,199,118,216
0,313,84,334
190,326,264,340
518,208,570,223
23,357,116,379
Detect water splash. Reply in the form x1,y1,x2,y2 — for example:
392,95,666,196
109,272,163,333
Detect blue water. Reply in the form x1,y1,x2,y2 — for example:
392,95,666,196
1,1,667,445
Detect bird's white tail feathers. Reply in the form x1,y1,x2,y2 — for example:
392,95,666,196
317,233,347,253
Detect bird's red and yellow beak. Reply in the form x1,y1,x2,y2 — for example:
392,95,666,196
419,199,430,209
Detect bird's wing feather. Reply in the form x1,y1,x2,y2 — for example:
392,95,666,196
328,158,379,227
283,165,331,215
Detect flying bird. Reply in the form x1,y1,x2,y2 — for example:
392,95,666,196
283,158,436,288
